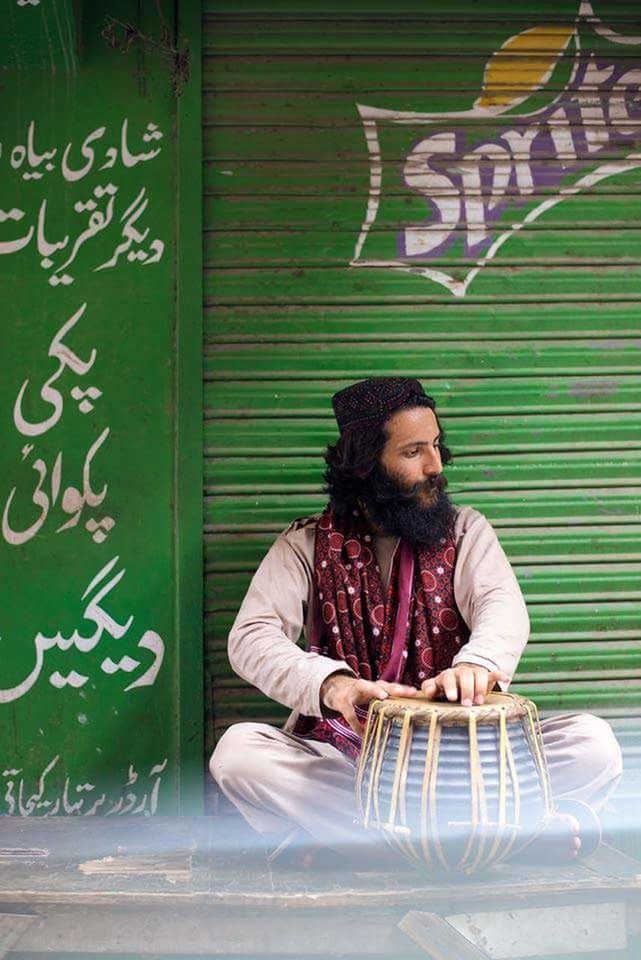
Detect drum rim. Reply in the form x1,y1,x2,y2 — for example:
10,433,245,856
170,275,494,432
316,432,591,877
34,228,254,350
366,691,532,724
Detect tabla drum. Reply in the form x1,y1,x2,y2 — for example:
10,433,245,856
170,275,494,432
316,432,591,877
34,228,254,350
355,692,553,874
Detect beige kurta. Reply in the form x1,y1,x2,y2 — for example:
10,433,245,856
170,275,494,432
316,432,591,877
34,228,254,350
228,505,530,726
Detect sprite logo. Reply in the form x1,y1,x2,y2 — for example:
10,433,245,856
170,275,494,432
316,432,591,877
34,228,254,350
351,1,641,296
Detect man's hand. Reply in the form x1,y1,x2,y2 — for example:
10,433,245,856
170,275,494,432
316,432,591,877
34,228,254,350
320,673,420,736
420,662,510,707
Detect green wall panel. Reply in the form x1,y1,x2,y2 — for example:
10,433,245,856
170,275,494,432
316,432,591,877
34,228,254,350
203,1,641,805
0,1,203,817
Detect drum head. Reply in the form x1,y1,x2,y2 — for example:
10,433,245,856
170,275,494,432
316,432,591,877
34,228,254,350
369,691,531,724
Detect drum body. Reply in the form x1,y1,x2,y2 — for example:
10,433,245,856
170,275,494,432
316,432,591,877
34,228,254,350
355,692,553,874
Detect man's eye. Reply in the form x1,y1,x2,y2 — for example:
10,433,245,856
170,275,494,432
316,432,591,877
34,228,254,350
405,450,420,458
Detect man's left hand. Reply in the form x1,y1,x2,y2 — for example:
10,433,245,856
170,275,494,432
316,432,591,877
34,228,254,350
420,662,510,707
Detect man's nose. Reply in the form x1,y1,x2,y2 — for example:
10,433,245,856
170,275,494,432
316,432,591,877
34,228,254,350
423,450,442,475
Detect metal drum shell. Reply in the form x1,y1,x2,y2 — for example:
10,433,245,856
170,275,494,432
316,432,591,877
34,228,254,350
355,692,554,874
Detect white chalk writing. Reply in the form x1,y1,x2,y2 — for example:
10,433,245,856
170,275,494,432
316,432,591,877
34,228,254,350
1,756,168,816
0,556,165,704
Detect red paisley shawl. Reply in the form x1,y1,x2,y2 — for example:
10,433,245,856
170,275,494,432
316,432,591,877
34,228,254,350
294,505,470,761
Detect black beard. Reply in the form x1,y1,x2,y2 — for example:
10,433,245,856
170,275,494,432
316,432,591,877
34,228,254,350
359,464,457,549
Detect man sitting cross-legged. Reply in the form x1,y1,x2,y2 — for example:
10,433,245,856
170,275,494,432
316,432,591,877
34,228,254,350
211,377,622,865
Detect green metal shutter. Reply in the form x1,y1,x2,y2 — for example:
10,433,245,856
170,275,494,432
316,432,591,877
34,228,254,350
203,1,641,800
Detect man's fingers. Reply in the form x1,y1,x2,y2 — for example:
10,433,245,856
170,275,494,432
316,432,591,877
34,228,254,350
489,670,511,685
378,681,420,698
421,673,461,701
367,684,391,702
458,668,475,707
347,670,512,718
473,669,489,705
420,678,437,698
341,679,419,736
440,669,459,702
484,670,511,698
351,680,420,704
353,681,390,703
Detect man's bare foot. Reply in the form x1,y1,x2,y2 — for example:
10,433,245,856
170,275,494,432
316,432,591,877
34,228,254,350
513,799,602,864
513,812,582,864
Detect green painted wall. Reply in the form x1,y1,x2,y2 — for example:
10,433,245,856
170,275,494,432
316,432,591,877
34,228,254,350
204,1,641,798
0,1,203,815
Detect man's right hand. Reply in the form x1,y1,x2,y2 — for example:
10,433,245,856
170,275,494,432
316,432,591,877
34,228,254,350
320,673,420,736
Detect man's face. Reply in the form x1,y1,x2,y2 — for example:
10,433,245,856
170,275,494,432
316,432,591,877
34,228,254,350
359,405,455,546
379,406,444,501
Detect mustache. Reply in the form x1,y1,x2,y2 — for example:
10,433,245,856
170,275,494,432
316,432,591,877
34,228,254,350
372,471,447,503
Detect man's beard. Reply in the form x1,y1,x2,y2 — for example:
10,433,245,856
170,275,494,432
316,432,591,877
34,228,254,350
358,464,457,549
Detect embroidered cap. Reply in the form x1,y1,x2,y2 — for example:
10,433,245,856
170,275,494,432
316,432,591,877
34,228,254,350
331,377,432,434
